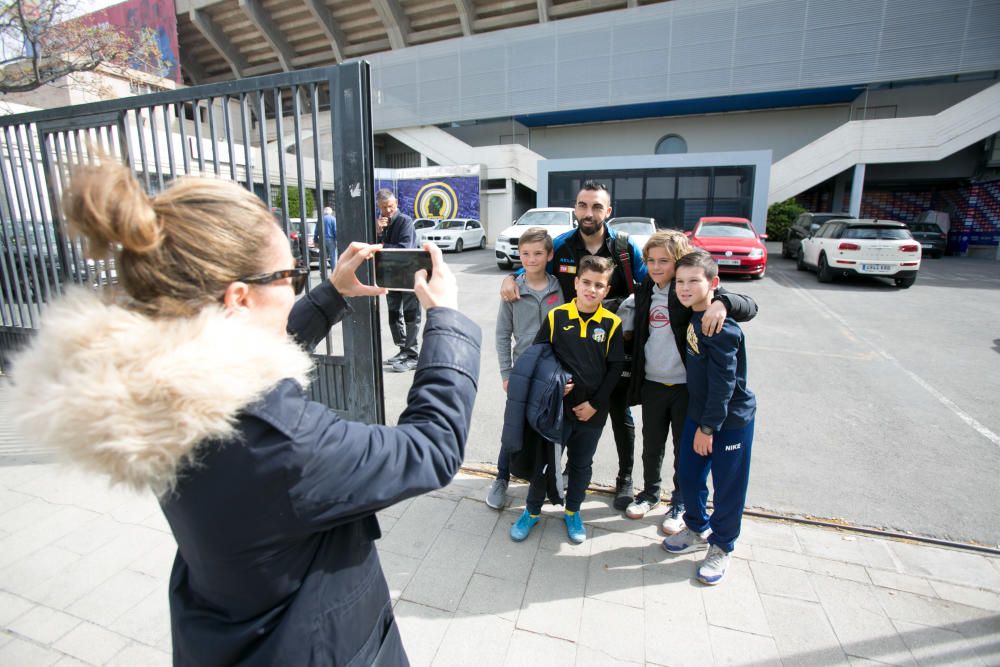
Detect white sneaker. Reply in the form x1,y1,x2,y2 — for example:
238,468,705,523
697,544,730,585
625,495,659,519
661,526,710,554
660,504,685,535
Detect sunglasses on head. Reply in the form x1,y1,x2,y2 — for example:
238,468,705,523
238,266,309,295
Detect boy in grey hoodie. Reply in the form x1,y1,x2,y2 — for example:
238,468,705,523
488,227,564,509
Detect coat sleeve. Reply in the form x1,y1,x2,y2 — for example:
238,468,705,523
495,297,516,381
698,323,741,431
629,237,648,285
281,308,482,527
588,320,625,411
286,281,353,351
714,287,758,323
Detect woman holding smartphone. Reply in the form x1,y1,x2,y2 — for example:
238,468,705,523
10,160,481,666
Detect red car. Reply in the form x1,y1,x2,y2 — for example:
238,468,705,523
687,216,768,279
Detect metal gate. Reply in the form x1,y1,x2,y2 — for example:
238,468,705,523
0,62,385,424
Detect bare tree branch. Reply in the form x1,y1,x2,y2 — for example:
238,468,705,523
0,0,164,95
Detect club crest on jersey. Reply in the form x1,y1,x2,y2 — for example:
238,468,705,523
686,323,699,354
592,327,606,343
559,265,577,274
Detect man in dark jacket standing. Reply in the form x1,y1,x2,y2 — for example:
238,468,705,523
377,188,421,372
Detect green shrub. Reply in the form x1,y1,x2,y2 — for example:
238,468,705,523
273,186,316,219
766,199,806,242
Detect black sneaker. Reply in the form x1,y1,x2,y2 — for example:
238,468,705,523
613,476,633,511
388,357,418,373
383,351,407,366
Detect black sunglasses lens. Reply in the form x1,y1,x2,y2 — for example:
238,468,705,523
293,273,306,295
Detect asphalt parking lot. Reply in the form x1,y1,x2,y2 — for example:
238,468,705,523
379,243,1000,547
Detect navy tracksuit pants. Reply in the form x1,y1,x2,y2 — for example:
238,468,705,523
678,416,755,553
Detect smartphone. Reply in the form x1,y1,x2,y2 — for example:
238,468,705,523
372,249,433,291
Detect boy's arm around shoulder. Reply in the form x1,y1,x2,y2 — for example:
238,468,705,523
714,287,758,323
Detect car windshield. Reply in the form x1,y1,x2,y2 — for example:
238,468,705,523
516,211,571,226
414,219,437,229
440,219,467,230
696,223,755,238
843,226,912,240
908,223,942,233
611,221,654,235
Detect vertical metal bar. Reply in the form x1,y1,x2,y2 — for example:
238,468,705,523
291,85,309,286
207,97,221,175
162,103,177,180
257,92,272,210
223,96,237,182
330,62,383,424
239,93,254,192
273,88,290,238
13,125,52,302
310,82,328,284
132,109,152,191
26,126,60,298
176,102,190,175
4,126,41,327
54,132,84,286
193,100,205,174
70,128,98,287
0,130,27,326
148,105,164,191
38,129,71,290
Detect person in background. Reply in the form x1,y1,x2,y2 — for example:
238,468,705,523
315,205,337,270
376,188,421,372
11,160,481,665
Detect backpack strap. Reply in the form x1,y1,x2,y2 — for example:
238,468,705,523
615,232,636,295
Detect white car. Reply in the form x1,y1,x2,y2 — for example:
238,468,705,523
495,207,576,269
608,216,657,251
413,218,441,244
421,218,486,253
798,218,920,288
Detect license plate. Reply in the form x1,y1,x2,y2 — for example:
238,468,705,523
717,259,740,266
861,263,891,273
921,244,932,249
510,250,519,257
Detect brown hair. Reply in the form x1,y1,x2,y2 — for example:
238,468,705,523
517,227,553,252
578,254,613,278
643,229,692,263
675,249,719,280
64,160,279,318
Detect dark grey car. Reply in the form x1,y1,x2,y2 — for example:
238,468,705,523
906,222,947,258
782,212,855,258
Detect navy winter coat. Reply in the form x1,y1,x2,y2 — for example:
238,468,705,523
161,283,481,666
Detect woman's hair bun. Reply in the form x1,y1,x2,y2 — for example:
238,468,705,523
65,160,163,255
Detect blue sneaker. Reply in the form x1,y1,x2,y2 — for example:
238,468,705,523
564,511,586,544
510,510,539,542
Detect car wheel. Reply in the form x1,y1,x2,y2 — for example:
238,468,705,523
781,243,791,259
796,249,806,271
895,275,916,289
455,239,464,253
479,235,486,250
497,258,512,270
817,254,833,283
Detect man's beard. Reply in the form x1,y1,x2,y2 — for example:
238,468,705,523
578,219,601,236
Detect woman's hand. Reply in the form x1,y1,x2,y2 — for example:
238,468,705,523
414,242,457,310
331,243,388,297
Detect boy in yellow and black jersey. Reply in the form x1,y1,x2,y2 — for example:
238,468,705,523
509,255,626,545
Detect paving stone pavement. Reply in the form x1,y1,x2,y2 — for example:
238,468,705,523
1,460,999,666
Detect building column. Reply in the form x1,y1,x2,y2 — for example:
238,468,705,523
848,164,866,218
832,171,849,212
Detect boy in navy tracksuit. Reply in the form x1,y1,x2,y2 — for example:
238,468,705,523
509,255,625,545
662,250,756,586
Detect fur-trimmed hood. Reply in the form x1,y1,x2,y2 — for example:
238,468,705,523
10,289,314,496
